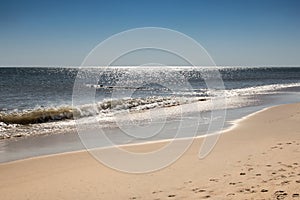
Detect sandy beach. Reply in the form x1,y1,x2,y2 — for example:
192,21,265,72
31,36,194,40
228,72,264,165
1,103,300,200
2,0,300,199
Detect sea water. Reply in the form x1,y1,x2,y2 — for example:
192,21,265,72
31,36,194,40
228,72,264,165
1,66,300,162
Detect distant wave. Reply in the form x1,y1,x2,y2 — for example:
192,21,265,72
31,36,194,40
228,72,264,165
225,82,300,97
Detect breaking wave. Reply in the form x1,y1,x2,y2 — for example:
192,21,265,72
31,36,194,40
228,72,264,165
1,82,300,126
0,96,206,125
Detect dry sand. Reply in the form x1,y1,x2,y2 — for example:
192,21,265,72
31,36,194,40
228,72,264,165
1,103,300,199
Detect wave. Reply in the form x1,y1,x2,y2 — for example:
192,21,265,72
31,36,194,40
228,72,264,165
0,96,206,125
0,107,74,125
1,82,299,126
225,82,300,97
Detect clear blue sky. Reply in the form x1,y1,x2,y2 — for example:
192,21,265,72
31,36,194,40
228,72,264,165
0,0,299,66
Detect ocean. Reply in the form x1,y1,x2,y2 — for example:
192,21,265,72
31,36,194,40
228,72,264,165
1,66,300,162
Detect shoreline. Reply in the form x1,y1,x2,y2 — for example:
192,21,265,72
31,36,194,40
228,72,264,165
1,102,299,199
0,103,291,165
0,104,275,165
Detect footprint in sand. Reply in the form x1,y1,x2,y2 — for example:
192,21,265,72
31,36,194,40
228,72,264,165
261,189,268,193
192,188,206,193
167,194,176,198
248,167,254,171
274,190,288,199
184,180,192,184
244,188,252,193
292,193,299,197
237,189,245,193
281,180,290,185
152,190,163,194
288,172,295,177
226,193,235,196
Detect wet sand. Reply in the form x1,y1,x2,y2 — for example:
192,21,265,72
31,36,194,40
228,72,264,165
0,103,300,199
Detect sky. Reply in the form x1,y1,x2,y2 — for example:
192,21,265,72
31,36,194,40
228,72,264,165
0,0,299,66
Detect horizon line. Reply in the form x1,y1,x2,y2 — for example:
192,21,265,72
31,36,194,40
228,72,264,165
0,64,300,68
